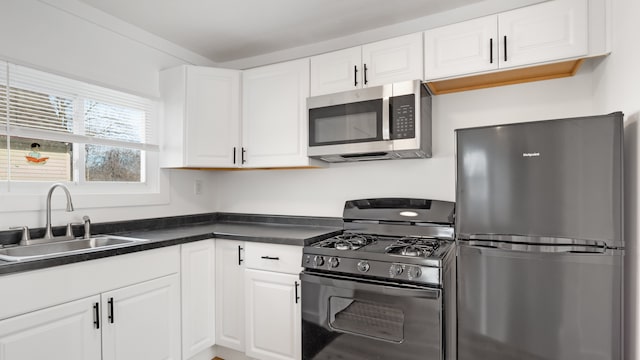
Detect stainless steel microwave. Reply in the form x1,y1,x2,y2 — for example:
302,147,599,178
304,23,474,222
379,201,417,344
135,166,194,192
307,80,431,162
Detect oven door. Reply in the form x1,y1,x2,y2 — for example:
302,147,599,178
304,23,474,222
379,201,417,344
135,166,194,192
301,271,443,360
307,85,392,157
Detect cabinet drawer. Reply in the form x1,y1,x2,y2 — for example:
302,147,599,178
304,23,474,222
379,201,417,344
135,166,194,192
244,242,302,274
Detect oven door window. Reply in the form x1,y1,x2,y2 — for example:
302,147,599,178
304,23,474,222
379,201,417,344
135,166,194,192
309,99,383,146
328,296,404,343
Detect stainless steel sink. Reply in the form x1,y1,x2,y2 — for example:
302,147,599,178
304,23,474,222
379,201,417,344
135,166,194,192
0,235,147,262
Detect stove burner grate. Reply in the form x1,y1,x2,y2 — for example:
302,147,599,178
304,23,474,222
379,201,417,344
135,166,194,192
314,233,376,250
385,237,440,258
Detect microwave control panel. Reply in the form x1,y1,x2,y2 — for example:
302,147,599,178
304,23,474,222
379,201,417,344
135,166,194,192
390,94,415,139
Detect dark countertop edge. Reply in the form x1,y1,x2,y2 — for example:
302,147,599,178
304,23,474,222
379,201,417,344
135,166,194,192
0,212,343,246
0,212,344,277
216,212,343,228
0,233,213,276
213,229,343,246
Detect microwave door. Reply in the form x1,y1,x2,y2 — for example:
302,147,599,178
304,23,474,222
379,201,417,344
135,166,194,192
308,96,394,157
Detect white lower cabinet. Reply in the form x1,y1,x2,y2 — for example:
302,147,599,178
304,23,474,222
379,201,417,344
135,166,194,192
245,269,301,360
244,242,302,360
0,273,180,360
0,295,102,360
181,240,217,359
102,274,181,360
215,239,246,352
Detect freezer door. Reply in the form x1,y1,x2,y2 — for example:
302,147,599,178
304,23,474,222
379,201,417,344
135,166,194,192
457,242,623,360
455,112,623,247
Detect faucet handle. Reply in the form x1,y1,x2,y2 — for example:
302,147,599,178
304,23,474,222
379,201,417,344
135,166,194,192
66,223,77,238
10,226,31,245
82,216,91,240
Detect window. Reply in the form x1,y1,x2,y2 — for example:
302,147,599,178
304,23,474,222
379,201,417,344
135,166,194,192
0,61,159,193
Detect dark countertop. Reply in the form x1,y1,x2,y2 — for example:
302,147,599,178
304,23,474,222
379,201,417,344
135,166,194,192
0,213,343,276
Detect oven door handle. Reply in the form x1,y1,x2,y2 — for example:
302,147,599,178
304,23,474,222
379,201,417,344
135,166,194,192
300,271,441,299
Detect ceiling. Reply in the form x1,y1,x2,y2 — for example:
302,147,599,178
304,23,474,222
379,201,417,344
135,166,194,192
76,0,489,63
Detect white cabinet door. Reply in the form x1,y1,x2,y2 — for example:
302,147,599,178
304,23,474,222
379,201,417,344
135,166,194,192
242,58,311,168
181,240,216,359
160,65,241,168
102,274,180,360
245,269,301,360
310,33,424,96
0,295,102,360
310,46,362,96
362,32,424,87
215,239,246,351
425,15,498,80
498,0,588,69
185,67,242,167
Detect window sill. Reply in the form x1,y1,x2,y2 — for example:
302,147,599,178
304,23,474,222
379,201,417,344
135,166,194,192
0,171,170,212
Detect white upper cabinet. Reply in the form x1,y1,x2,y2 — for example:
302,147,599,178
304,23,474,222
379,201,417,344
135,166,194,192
242,58,317,168
160,65,241,168
498,0,588,69
425,0,589,80
310,33,423,96
424,16,498,80
361,32,424,87
310,47,362,96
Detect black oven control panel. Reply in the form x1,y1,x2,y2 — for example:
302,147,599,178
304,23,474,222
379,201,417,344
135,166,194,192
390,94,415,140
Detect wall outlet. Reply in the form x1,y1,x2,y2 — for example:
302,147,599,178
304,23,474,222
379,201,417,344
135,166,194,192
194,179,203,195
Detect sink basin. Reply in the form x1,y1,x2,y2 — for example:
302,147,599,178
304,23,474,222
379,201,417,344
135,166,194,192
0,235,147,262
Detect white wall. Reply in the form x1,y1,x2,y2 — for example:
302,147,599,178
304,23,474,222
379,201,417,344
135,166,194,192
0,0,214,98
0,0,218,229
591,0,640,356
0,169,215,229
213,65,596,216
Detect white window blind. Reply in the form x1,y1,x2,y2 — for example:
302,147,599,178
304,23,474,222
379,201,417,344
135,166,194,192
0,63,7,129
0,61,158,152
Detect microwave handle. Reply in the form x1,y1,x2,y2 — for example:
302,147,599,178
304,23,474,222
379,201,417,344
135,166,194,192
382,95,390,140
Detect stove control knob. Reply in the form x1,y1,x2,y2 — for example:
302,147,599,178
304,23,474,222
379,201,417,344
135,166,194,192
328,257,340,268
313,256,325,267
407,266,422,280
389,264,404,278
357,260,370,273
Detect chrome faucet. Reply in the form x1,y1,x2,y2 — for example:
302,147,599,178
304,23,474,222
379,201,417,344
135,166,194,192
44,183,74,239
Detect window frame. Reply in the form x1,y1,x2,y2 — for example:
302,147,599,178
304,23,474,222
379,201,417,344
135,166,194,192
0,60,167,212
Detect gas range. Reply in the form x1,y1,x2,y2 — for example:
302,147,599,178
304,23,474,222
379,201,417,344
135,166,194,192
303,198,456,286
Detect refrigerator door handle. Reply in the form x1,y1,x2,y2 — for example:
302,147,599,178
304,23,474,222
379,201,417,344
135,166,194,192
463,233,608,248
462,240,608,254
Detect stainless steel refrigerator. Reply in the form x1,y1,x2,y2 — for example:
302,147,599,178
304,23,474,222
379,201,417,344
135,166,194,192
455,112,624,360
